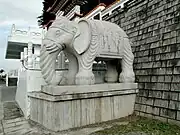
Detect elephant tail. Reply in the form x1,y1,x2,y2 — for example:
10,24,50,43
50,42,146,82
40,45,63,85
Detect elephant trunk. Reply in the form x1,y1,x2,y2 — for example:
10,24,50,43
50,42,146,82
40,45,63,85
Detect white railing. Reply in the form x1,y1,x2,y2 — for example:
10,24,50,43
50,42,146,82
56,10,64,17
8,24,44,45
20,42,67,70
5,69,19,86
8,69,18,77
102,0,129,18
66,5,81,19
56,5,82,21
85,4,106,20
20,42,40,70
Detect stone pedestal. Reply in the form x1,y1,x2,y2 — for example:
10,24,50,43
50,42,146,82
28,83,138,132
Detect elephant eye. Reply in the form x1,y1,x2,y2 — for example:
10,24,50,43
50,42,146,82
72,28,77,33
55,30,61,37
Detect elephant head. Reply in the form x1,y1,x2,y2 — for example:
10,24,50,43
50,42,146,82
40,16,91,85
40,16,76,85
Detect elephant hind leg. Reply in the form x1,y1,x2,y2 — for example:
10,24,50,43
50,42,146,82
119,37,135,83
105,60,118,83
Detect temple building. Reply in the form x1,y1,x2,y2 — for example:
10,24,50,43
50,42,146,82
38,0,127,29
6,24,44,59
4,25,45,86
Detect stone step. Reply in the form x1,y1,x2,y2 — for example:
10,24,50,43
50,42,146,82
3,102,23,120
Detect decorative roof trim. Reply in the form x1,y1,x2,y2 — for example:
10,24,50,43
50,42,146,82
104,0,121,10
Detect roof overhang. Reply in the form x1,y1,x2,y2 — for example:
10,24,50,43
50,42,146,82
5,27,43,59
5,41,41,59
5,41,27,59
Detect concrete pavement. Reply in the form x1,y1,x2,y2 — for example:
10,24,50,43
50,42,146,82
0,86,16,102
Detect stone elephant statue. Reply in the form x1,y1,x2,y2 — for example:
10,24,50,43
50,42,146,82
40,16,135,85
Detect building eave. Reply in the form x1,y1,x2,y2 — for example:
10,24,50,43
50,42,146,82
46,0,59,12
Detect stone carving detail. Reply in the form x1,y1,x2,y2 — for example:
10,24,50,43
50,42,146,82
40,16,135,85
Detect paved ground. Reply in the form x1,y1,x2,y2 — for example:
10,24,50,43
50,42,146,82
0,86,16,102
0,102,52,135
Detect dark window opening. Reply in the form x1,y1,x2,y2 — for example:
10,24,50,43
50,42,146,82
32,46,35,54
94,14,100,20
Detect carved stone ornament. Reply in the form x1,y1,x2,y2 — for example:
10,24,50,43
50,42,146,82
40,16,135,85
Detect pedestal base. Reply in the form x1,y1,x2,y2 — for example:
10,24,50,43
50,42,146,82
28,83,138,132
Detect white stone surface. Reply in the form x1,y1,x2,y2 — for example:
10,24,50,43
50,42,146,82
40,16,135,85
41,83,138,95
16,66,107,119
29,83,138,131
29,89,138,102
16,69,46,118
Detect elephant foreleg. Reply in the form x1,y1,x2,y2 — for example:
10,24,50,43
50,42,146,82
119,37,135,83
65,53,78,85
75,59,95,85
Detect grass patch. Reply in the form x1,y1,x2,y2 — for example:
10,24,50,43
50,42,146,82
91,117,180,135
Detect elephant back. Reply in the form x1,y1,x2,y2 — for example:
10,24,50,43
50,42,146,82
74,19,129,71
82,19,128,59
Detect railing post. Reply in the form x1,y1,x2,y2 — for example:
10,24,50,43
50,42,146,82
27,42,33,68
6,74,8,87
20,52,24,61
24,47,28,67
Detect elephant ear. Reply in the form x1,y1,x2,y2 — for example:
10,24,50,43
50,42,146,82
73,19,91,54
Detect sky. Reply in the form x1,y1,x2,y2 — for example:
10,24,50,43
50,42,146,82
0,0,43,71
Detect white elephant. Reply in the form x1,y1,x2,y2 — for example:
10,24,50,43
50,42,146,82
40,16,135,85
